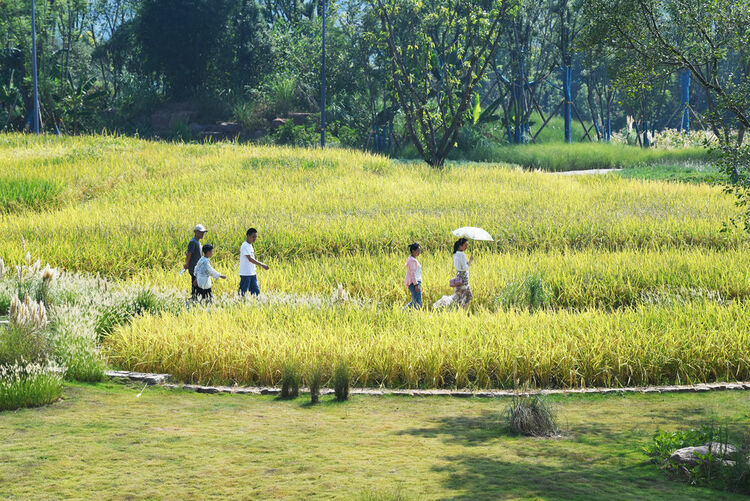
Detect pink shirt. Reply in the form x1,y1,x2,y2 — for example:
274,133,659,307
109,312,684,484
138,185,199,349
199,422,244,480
405,256,421,287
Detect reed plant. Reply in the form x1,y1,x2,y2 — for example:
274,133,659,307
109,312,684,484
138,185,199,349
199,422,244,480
0,361,64,411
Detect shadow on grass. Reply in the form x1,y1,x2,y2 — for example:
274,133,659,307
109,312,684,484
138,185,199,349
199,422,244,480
430,455,730,501
397,409,733,500
397,410,506,446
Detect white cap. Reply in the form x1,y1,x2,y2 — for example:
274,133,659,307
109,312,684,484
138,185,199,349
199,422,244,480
194,224,208,232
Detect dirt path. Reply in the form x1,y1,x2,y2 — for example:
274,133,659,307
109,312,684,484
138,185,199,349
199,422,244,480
553,168,622,176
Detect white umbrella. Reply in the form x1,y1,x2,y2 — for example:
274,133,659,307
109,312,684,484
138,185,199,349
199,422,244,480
452,227,494,241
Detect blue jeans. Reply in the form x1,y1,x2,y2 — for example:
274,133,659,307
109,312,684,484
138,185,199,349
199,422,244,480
407,282,422,309
239,275,260,296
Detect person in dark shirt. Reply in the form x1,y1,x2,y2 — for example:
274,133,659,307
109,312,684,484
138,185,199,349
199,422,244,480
183,224,207,299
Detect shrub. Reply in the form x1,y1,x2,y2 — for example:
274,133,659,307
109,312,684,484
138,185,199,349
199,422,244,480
645,425,750,494
333,362,350,402
505,394,559,437
337,126,361,149
307,365,323,404
273,120,318,147
280,362,300,399
0,361,64,411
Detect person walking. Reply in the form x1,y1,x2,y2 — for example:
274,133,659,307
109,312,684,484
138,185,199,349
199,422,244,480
404,243,423,309
183,224,207,299
452,238,473,308
194,244,226,302
239,228,269,297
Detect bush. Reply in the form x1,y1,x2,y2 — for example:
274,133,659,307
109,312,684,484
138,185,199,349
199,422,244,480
645,425,750,494
333,362,350,402
0,361,64,412
505,394,559,437
337,125,361,149
280,362,301,399
273,120,318,147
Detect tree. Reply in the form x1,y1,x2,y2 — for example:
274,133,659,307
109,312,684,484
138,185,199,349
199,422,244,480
134,0,233,99
367,0,517,167
582,0,750,227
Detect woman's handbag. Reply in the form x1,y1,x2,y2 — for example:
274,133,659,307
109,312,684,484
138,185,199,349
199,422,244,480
449,276,463,288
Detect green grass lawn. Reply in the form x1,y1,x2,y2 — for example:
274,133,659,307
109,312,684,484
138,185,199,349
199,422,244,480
1,382,748,500
618,162,724,184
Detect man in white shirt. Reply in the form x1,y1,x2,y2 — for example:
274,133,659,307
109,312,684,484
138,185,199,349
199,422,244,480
239,228,269,296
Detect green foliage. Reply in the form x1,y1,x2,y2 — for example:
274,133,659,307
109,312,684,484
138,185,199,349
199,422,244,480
336,126,361,149
504,394,559,437
367,0,516,167
273,120,318,147
497,274,550,312
644,427,713,461
645,425,750,494
135,0,233,98
333,362,350,401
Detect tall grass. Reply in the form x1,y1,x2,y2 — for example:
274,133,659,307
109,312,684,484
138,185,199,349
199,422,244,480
0,135,740,278
489,143,710,171
0,361,64,411
0,177,63,213
127,248,750,311
105,301,750,389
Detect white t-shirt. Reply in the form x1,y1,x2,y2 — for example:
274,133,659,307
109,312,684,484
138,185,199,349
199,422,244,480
453,251,470,272
239,241,257,276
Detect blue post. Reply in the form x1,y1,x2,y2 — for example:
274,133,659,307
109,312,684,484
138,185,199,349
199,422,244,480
643,120,650,147
31,0,39,134
320,0,326,147
606,118,611,142
679,69,690,133
514,53,525,144
563,65,572,143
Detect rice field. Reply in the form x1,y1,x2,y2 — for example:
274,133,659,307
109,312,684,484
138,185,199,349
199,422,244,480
2,133,748,389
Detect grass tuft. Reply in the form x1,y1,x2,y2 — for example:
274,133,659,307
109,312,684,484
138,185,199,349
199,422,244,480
333,362,350,401
505,394,559,437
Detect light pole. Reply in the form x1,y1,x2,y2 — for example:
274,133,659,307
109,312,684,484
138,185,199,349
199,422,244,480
320,0,326,147
31,0,40,134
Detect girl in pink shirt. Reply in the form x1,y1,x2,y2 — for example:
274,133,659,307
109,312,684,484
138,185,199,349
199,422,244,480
405,243,423,309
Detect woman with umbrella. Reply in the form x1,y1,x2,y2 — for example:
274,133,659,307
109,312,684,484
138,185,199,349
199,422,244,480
433,227,491,310
452,238,474,308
